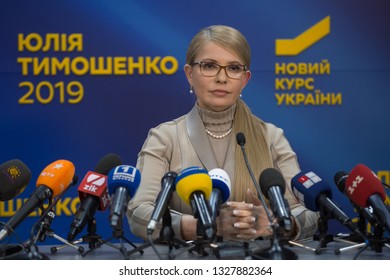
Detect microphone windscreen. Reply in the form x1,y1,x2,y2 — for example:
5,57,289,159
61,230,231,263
209,168,231,203
35,160,75,197
94,153,122,175
0,159,31,201
291,171,332,212
107,165,141,198
259,168,286,198
345,164,386,208
175,166,212,205
334,171,348,193
236,132,246,146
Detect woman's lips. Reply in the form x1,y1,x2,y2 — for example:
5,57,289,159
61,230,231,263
210,89,229,96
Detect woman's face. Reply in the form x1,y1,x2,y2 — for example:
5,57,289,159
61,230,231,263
184,41,251,112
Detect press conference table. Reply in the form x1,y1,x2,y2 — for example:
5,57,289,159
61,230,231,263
33,237,390,260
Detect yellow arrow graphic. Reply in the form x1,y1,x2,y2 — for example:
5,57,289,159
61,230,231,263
276,16,330,56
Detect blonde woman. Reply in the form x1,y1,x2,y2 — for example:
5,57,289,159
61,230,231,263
127,25,318,242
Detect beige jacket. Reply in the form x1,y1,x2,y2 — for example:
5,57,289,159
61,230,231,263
127,105,318,241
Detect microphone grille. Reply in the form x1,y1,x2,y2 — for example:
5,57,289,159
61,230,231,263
0,159,32,201
259,168,286,198
94,153,122,175
236,132,246,146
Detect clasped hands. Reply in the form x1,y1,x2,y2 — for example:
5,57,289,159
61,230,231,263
216,189,274,241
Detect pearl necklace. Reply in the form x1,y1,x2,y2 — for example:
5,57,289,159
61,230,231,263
205,128,232,139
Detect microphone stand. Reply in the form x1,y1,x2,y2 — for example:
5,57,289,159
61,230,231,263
81,216,141,259
289,204,360,255
35,209,85,254
334,216,390,259
333,210,369,254
127,207,189,259
250,223,297,260
24,177,80,259
66,217,105,257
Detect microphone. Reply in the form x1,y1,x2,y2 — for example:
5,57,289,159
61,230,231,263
0,159,75,241
107,165,141,228
0,159,31,201
208,168,231,226
334,170,378,228
67,154,122,241
344,164,390,233
237,134,297,260
147,171,177,235
236,132,274,223
291,170,363,236
175,166,214,240
259,168,292,232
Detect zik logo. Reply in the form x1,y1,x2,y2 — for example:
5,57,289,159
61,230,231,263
83,173,105,193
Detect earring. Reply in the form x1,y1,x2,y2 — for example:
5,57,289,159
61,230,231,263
190,86,194,94
240,91,243,98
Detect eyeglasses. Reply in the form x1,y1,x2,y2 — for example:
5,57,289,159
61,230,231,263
191,61,247,79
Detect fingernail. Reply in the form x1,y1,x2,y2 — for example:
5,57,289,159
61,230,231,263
234,223,240,228
250,217,256,222
251,229,257,234
233,210,239,215
248,203,254,208
227,201,232,206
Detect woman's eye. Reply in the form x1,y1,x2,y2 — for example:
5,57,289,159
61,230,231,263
203,62,217,69
228,65,240,72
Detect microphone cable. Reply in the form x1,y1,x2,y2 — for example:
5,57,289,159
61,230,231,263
0,221,25,259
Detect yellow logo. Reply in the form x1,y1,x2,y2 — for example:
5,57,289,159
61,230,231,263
6,165,21,181
276,16,330,56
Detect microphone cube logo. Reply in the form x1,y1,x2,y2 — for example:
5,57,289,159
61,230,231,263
78,171,108,200
298,172,322,188
346,175,364,196
83,173,106,193
112,165,137,183
78,171,111,210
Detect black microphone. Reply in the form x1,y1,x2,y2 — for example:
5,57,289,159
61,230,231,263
236,134,297,260
236,132,273,223
147,171,177,235
259,168,292,232
67,153,122,241
0,159,31,201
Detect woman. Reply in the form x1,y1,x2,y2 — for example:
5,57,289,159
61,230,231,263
127,25,318,242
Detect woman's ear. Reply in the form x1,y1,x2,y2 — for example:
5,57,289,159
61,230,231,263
184,64,193,85
241,70,251,89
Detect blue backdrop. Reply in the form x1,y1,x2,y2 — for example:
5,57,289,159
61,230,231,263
1,0,389,245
